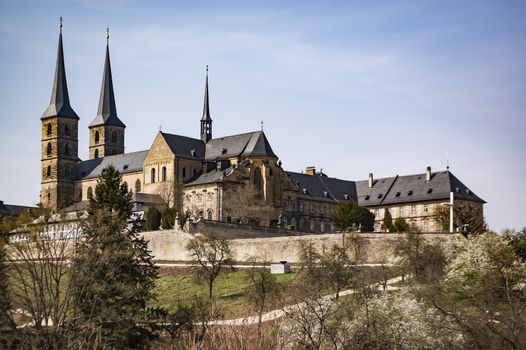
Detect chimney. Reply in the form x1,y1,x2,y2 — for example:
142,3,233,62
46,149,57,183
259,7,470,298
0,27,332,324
368,173,374,188
426,166,432,182
306,166,316,176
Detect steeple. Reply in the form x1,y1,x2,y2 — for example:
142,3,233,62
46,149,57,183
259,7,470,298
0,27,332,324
88,28,126,160
200,65,213,143
42,17,78,120
89,28,125,128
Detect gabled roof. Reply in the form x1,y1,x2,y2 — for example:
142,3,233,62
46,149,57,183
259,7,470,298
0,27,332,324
356,176,398,206
287,172,357,203
205,131,276,160
41,28,78,120
89,41,125,128
0,200,37,216
161,132,205,160
78,150,148,180
356,170,485,207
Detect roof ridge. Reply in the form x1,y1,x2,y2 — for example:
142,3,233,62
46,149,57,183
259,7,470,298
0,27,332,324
379,174,398,205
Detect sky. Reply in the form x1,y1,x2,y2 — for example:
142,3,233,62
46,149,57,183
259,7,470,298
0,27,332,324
0,0,525,232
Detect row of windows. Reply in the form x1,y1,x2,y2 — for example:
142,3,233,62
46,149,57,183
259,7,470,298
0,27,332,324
372,204,432,218
282,216,333,233
45,143,74,157
283,200,334,216
151,167,168,183
45,123,73,137
85,179,142,200
93,130,120,144
44,165,74,178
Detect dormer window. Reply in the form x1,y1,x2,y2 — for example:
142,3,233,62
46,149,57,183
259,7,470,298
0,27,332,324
364,195,370,200
407,190,413,196
427,188,433,194
303,188,308,194
395,192,401,197
344,194,349,200
377,194,383,199
221,148,227,155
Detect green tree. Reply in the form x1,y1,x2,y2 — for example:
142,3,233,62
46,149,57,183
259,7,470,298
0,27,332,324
393,217,410,233
382,208,393,231
502,228,526,261
186,235,233,299
145,207,161,231
161,207,176,230
71,165,158,349
332,202,375,232
433,233,526,349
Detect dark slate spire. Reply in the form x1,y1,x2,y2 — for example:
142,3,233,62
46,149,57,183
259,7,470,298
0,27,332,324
201,65,212,122
89,28,125,128
41,17,79,120
200,65,213,143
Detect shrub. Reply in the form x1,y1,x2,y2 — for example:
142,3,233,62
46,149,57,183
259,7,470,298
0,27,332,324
161,207,176,229
145,207,161,231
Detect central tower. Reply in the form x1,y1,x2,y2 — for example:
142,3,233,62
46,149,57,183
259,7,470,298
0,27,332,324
200,66,213,143
88,29,126,159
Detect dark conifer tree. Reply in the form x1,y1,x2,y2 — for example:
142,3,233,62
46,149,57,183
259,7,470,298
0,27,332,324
71,165,157,349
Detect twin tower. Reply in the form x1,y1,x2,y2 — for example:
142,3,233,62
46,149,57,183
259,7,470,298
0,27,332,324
40,21,213,210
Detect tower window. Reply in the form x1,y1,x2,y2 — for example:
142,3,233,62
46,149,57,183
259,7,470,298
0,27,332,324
65,143,70,156
46,143,52,157
47,193,51,201
151,168,156,183
65,125,70,136
112,131,118,144
135,179,141,193
94,130,100,144
87,187,93,199
46,124,52,136
183,168,186,179
162,166,167,182
94,149,99,159
46,165,51,177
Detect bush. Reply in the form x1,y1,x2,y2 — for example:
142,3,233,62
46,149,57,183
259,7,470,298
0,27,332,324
393,217,410,232
161,207,176,229
145,207,161,231
333,202,375,232
382,209,393,231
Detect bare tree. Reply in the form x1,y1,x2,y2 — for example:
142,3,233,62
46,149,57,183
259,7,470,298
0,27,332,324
225,182,277,226
185,234,233,299
245,256,280,331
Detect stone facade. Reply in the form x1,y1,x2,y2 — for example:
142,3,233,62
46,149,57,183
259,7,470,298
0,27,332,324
88,125,125,159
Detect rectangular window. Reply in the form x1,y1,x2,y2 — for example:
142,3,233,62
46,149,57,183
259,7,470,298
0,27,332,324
182,168,186,178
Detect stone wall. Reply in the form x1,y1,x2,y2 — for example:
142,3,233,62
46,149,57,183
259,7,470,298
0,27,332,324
140,228,465,264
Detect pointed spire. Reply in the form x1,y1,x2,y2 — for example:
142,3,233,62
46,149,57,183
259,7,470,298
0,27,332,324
89,28,125,128
201,65,212,121
42,17,78,120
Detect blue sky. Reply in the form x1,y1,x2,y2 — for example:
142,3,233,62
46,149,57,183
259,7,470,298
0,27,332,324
0,0,525,231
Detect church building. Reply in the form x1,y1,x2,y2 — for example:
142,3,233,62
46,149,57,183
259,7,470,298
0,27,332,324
40,23,485,233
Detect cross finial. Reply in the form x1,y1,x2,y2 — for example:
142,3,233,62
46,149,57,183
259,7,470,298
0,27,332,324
106,27,110,43
59,16,63,32
206,65,209,74
261,120,264,131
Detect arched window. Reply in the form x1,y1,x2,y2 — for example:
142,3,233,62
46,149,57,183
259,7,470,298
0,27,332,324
65,125,70,136
87,187,93,199
207,211,213,220
94,130,100,144
47,193,51,202
283,217,288,226
46,165,51,177
320,221,325,233
111,131,117,144
253,167,262,198
94,149,99,159
135,179,141,193
46,143,52,157
65,143,70,156
162,166,167,182
46,124,52,136
291,217,296,229
182,168,186,179
151,168,156,183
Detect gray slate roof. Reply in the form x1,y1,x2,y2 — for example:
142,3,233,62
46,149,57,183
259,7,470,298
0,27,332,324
205,131,276,160
41,31,79,120
89,44,125,128
0,200,37,216
287,172,357,203
78,150,148,180
356,171,485,207
184,167,234,186
161,132,205,160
